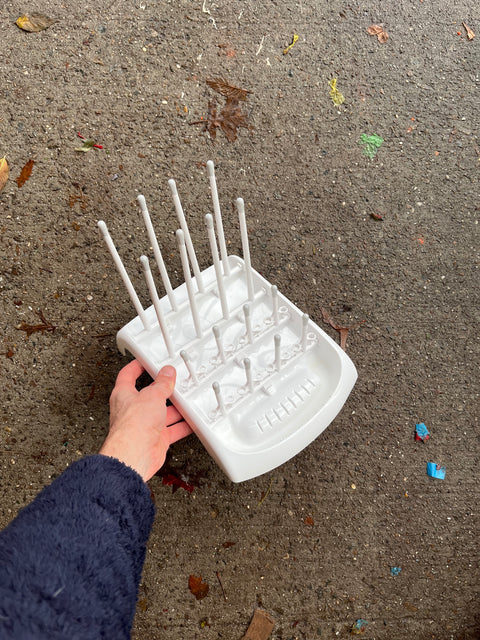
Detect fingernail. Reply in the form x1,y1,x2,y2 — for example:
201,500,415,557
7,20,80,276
160,365,176,378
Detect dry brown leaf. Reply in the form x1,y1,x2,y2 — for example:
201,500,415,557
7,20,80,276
463,22,475,40
0,157,9,191
367,24,388,43
191,98,250,143
15,159,34,188
206,78,253,101
17,310,56,338
16,14,56,32
367,24,383,36
188,575,209,600
218,98,250,142
320,308,365,351
377,30,389,44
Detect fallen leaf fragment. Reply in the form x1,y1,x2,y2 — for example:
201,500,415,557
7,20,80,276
191,79,252,142
463,22,475,40
242,609,275,640
17,310,56,338
77,132,103,150
15,159,34,188
75,139,96,152
367,24,388,43
191,98,250,143
137,598,148,612
16,14,56,32
156,454,205,493
283,34,299,55
367,24,383,36
304,515,314,526
321,308,365,351
206,78,252,101
188,575,209,600
329,78,345,106
0,157,9,191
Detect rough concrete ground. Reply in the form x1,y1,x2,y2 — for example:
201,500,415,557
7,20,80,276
0,1,478,638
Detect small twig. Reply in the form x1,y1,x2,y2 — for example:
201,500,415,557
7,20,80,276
215,571,227,601
256,477,273,507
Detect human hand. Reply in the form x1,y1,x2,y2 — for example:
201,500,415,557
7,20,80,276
99,360,193,481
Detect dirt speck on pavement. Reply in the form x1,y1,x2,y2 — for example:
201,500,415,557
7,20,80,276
1,1,478,638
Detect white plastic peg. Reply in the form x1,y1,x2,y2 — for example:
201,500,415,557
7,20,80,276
97,221,151,331
243,357,254,392
212,325,226,363
140,255,174,357
212,381,227,416
205,214,229,320
169,179,205,292
176,229,203,338
137,195,177,311
181,350,199,384
207,161,230,277
236,197,254,301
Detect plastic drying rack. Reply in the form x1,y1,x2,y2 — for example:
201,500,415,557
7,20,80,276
98,161,357,482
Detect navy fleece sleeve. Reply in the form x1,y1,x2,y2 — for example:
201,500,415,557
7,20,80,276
0,455,155,640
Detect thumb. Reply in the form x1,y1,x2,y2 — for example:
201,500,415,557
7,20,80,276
151,365,176,399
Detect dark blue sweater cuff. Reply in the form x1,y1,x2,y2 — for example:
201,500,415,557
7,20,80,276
0,454,155,639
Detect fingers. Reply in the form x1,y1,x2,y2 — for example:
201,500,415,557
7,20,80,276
166,405,183,426
151,365,177,399
114,359,145,390
166,420,193,444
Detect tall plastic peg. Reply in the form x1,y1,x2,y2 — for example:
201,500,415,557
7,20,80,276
140,255,175,357
97,221,151,331
237,197,254,301
205,214,229,320
137,195,177,311
176,229,203,339
169,179,205,292
207,161,230,277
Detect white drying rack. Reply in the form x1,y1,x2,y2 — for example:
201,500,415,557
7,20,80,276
98,161,357,482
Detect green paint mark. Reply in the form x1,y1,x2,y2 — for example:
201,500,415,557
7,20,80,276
359,133,384,159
